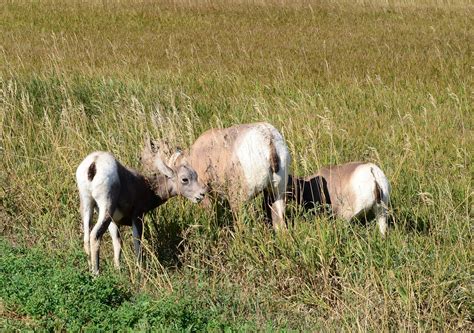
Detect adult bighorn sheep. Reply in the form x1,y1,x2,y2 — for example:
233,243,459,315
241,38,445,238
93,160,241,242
287,162,390,236
76,143,207,275
152,122,291,230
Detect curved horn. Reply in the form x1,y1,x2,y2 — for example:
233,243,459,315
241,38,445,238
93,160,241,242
168,149,182,167
153,154,174,179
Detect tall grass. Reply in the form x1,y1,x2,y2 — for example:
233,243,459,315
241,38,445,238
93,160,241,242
1,0,472,330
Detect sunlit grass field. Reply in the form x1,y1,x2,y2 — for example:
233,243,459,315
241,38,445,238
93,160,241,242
1,0,472,330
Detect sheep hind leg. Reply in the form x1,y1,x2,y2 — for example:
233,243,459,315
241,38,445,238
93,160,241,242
79,194,94,264
265,176,287,231
262,189,273,227
262,190,285,230
374,203,388,237
108,222,122,270
270,197,286,231
90,201,116,275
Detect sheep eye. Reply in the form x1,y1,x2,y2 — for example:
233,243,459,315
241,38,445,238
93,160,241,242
181,178,189,184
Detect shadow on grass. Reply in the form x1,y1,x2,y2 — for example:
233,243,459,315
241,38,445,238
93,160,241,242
143,199,236,269
391,208,431,234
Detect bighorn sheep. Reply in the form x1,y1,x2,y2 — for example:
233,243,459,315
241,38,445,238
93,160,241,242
76,142,207,274
287,162,390,235
185,122,291,229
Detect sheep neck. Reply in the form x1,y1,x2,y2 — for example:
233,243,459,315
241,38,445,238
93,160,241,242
144,174,176,209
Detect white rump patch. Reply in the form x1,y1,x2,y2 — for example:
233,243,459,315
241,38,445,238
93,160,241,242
235,126,273,197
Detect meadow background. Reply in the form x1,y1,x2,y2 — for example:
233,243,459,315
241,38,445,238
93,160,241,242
1,0,472,330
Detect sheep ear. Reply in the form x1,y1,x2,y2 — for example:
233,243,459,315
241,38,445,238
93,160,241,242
150,139,159,153
154,155,175,179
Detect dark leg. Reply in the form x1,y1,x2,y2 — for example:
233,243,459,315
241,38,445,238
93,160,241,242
90,213,113,275
132,216,144,264
262,189,274,227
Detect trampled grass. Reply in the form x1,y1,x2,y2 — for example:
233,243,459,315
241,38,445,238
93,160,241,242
1,0,472,330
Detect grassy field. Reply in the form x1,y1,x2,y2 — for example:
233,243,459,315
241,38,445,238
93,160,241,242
1,0,473,330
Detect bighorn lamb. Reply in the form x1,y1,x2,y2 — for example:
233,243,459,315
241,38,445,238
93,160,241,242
287,162,390,235
185,122,291,229
76,143,206,274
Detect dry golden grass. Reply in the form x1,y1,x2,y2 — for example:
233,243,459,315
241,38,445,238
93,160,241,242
1,0,472,330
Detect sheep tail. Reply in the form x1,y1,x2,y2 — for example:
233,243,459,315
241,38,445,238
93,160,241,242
373,177,382,204
87,162,97,181
268,138,280,173
370,166,388,204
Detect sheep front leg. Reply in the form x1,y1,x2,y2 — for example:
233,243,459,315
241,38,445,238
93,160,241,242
132,216,144,265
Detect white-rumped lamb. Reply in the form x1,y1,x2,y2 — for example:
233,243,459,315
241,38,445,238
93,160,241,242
287,162,390,236
189,122,290,229
76,142,207,274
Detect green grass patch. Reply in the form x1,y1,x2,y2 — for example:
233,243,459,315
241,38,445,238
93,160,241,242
0,239,259,331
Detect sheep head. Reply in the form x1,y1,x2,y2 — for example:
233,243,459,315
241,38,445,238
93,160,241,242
141,137,206,203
